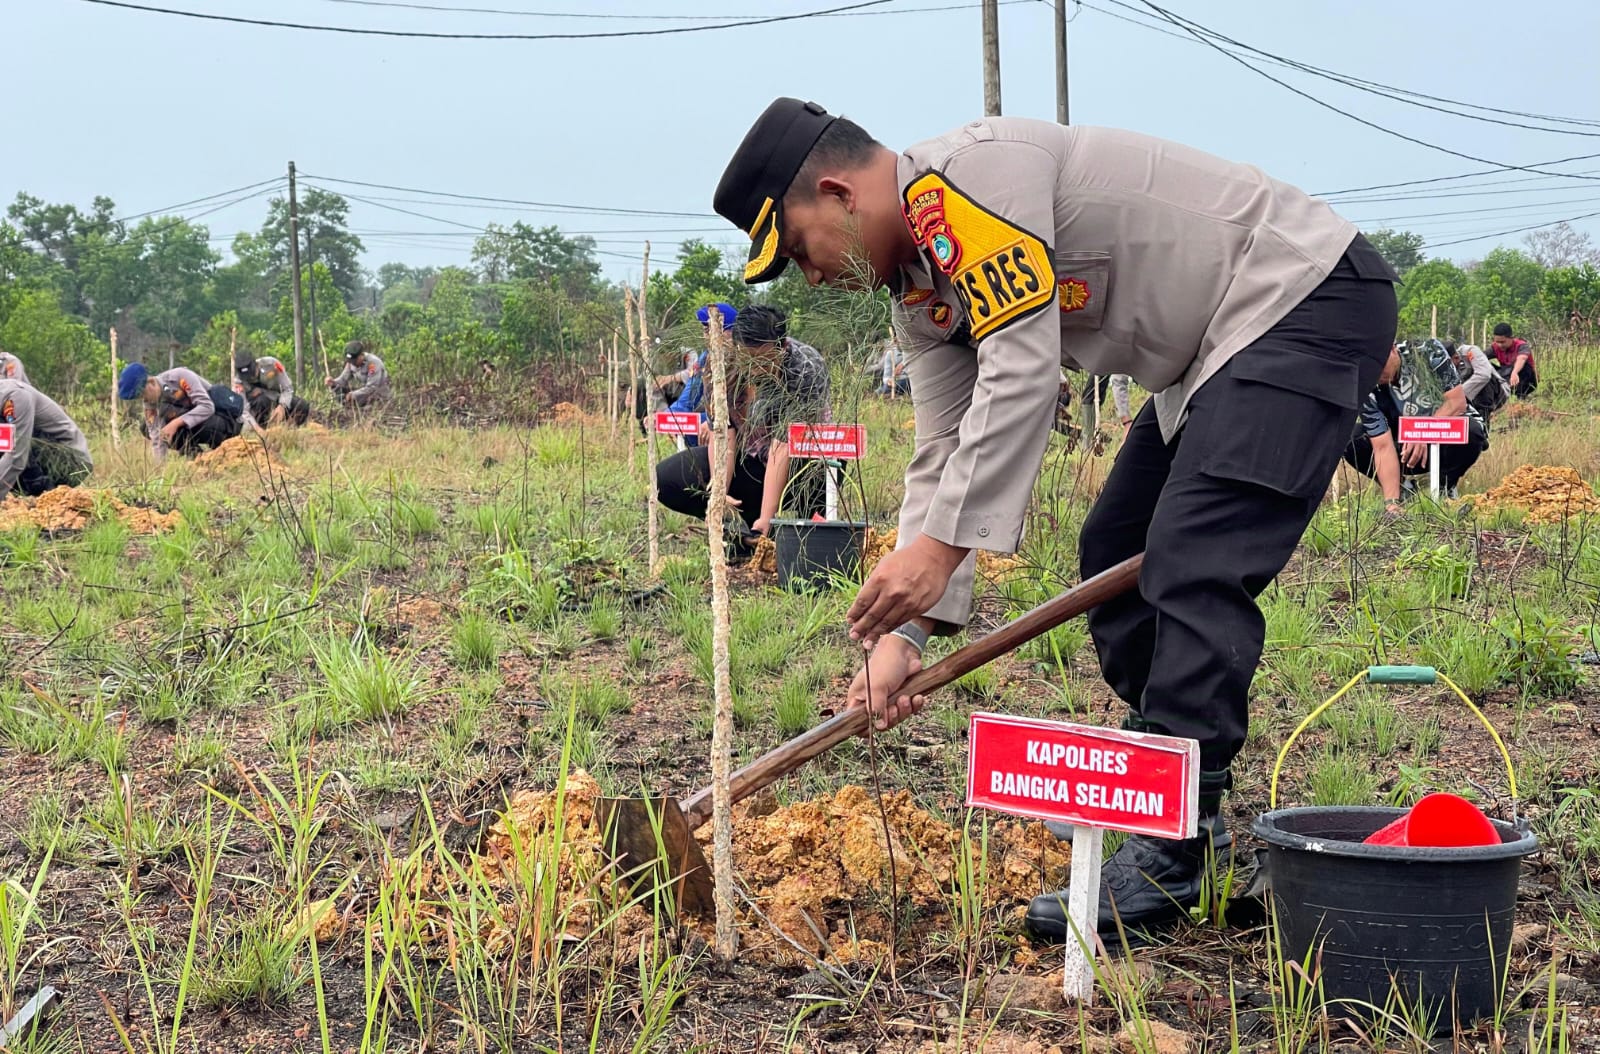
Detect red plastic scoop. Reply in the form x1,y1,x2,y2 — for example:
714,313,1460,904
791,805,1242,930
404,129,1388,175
1364,792,1500,847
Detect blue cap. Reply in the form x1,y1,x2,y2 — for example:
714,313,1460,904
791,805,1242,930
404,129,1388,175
117,362,149,401
696,303,737,331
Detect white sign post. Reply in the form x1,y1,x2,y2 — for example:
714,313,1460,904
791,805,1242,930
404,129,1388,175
966,713,1199,1003
1397,416,1470,499
787,423,866,521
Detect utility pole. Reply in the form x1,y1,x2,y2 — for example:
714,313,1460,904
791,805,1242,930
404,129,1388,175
982,0,1001,116
287,161,306,388
305,229,319,365
1055,0,1069,124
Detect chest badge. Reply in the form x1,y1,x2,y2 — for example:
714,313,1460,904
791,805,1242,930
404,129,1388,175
1058,277,1091,313
929,300,953,330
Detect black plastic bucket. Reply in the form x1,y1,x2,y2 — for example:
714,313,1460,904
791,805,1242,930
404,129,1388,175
770,518,866,591
1253,806,1538,1033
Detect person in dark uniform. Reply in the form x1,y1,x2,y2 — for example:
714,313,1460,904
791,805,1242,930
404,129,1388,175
654,305,832,552
1344,340,1486,503
712,98,1399,940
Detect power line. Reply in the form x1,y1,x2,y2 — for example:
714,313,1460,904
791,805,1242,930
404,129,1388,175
1346,195,1600,228
113,176,284,223
1327,170,1600,206
301,173,714,218
1081,0,1600,136
1425,211,1600,250
312,0,1030,18
1131,1,1600,184
73,0,903,39
1315,155,1600,199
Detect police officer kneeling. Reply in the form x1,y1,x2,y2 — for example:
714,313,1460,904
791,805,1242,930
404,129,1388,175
714,98,1399,941
236,351,311,427
118,363,242,458
1,380,93,497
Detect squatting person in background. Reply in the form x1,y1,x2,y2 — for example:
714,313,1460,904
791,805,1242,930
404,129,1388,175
658,303,739,448
118,362,240,458
328,341,392,410
0,379,93,497
1489,322,1537,397
654,305,833,557
713,97,1398,942
236,350,310,427
1445,339,1508,425
0,350,28,385
1343,339,1485,506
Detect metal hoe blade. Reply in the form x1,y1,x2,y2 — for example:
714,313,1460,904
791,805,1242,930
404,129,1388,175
597,796,715,918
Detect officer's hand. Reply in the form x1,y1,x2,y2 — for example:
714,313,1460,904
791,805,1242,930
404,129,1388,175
160,419,182,441
269,406,286,425
846,634,927,732
753,516,771,536
847,534,968,647
1400,441,1429,469
698,419,712,442
325,376,337,389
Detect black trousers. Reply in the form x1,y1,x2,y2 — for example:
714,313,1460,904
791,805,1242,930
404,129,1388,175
16,441,92,496
1079,241,1397,782
170,413,239,455
1496,362,1537,398
656,445,828,529
246,391,311,426
1344,424,1486,489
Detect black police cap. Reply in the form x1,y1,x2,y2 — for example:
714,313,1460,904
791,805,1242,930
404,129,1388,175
714,98,837,285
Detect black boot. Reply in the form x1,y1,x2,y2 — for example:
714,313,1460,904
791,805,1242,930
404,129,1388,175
1024,814,1232,943
1025,768,1232,944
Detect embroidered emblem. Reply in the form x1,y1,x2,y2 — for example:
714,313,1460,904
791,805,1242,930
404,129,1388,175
929,301,953,329
1058,277,1091,313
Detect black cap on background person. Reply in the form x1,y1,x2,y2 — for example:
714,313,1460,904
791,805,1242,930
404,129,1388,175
713,98,838,284
731,304,787,348
345,341,366,362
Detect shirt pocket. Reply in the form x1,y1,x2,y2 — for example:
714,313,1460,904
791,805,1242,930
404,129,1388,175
1053,251,1111,330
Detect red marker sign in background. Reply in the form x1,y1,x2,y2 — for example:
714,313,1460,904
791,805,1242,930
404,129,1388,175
0,423,12,453
653,411,701,436
967,713,1199,840
1397,416,1469,445
788,423,866,460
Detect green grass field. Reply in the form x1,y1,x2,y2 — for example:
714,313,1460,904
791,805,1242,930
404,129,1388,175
1,356,1597,1053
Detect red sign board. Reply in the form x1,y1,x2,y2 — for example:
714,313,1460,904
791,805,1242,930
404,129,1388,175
0,423,11,453
1397,416,1469,445
653,411,701,436
966,712,1199,839
788,423,866,460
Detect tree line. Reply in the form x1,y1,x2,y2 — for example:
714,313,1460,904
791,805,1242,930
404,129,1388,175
0,187,882,402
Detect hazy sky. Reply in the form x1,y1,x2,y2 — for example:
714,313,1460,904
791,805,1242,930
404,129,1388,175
7,0,1600,283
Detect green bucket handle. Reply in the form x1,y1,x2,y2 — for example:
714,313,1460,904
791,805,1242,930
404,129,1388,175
1269,665,1518,820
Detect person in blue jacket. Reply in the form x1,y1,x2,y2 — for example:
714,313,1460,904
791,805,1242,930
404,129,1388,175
670,303,737,447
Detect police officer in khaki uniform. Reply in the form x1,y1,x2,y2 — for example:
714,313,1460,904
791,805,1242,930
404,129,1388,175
714,98,1399,940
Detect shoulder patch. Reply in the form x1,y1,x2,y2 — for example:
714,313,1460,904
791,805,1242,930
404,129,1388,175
902,172,1055,342
2,399,13,421
901,287,935,306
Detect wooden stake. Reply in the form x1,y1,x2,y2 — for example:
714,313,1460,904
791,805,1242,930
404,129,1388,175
639,243,658,578
609,332,620,437
109,328,120,449
1470,318,1476,346
1431,303,1438,340
703,308,737,959
625,288,639,474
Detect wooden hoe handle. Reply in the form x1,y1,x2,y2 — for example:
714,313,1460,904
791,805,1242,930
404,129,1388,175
679,553,1144,831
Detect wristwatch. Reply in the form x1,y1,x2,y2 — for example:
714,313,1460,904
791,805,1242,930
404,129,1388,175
890,622,930,654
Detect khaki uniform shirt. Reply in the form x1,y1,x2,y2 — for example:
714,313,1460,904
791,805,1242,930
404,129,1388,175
1,380,93,494
891,119,1366,628
249,355,296,408
0,353,28,386
333,354,392,401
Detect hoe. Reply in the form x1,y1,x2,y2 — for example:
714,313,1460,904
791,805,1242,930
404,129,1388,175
597,554,1144,915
